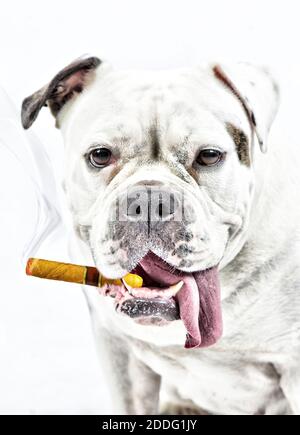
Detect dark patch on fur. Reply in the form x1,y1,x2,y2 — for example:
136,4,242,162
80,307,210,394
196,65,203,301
75,224,91,242
226,122,250,167
174,229,194,243
175,244,194,258
179,259,193,268
149,124,160,159
107,164,123,184
171,136,190,166
187,166,200,183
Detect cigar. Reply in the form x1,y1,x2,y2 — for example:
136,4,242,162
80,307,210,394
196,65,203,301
26,258,143,288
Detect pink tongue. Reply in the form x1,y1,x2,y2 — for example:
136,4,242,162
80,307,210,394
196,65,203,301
138,253,223,349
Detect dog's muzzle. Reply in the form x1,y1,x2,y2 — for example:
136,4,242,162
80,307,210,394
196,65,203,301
102,183,197,270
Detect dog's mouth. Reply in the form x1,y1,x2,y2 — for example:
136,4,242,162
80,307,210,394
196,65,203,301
99,251,222,349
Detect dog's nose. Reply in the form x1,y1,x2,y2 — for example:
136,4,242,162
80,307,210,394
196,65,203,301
118,186,180,223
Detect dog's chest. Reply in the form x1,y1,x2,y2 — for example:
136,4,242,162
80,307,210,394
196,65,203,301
88,275,297,415
131,342,285,415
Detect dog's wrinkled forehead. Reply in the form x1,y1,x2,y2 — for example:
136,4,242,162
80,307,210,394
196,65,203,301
61,68,251,164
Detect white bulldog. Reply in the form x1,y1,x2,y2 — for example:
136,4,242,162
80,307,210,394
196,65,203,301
22,56,300,415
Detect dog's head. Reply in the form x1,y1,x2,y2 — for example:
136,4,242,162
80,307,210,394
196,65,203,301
22,56,279,348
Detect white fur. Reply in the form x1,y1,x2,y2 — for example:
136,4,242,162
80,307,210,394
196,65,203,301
57,63,300,415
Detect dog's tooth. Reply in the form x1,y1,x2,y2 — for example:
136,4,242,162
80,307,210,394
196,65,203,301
168,281,184,296
122,278,133,295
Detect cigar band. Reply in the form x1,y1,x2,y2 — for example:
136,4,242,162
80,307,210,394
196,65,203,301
85,266,100,287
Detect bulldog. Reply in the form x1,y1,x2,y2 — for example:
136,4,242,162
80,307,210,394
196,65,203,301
21,56,300,415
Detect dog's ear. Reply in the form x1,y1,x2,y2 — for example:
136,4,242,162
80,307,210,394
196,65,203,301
212,63,279,153
21,55,101,129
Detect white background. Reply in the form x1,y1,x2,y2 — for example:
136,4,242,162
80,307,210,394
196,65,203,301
0,0,299,414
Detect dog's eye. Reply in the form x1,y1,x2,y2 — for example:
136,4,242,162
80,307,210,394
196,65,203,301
196,149,223,166
89,148,112,168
